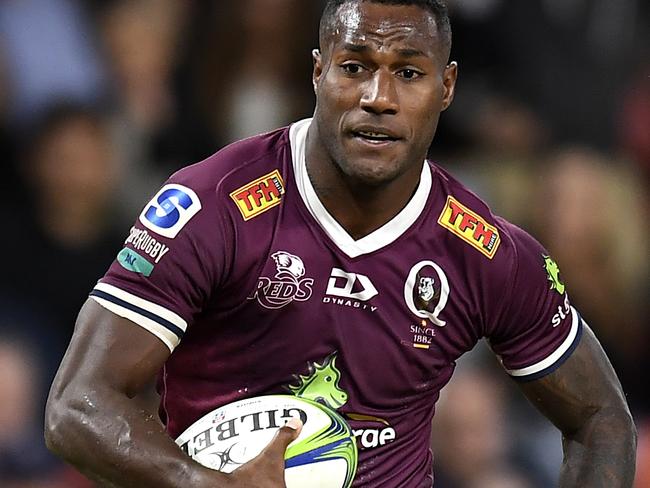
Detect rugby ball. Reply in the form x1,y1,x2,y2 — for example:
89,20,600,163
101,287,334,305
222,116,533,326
175,395,357,488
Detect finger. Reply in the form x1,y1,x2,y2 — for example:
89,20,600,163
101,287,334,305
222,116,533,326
263,417,303,458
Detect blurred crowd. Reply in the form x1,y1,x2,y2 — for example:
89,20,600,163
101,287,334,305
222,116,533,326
0,0,647,486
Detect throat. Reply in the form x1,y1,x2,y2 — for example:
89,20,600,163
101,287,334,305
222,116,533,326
303,120,425,241
309,169,419,240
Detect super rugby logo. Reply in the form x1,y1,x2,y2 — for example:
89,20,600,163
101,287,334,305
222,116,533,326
249,252,314,309
404,260,450,327
230,170,284,221
140,184,201,239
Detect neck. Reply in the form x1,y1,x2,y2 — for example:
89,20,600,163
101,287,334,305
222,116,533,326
304,122,424,240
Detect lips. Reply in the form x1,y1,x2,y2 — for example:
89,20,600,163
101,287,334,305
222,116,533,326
350,125,401,143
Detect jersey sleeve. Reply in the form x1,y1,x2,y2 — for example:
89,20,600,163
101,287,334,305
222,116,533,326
89,169,232,352
487,221,583,381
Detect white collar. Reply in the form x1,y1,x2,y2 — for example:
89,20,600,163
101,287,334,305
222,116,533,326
289,118,432,258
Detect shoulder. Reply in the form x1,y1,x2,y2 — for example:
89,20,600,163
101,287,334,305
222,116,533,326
430,163,551,308
431,162,531,265
135,126,292,246
169,126,292,195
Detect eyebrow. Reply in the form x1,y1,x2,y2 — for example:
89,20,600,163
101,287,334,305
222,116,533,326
397,48,427,58
341,43,427,58
342,43,369,53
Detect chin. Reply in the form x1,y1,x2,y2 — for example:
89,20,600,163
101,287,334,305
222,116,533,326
340,158,404,187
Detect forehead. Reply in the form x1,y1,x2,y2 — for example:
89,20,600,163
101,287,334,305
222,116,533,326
327,2,440,56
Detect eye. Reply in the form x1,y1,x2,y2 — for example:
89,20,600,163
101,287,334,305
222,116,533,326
325,376,332,382
398,68,422,80
341,63,364,75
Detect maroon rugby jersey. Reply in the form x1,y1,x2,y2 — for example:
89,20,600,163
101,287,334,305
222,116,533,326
91,119,582,487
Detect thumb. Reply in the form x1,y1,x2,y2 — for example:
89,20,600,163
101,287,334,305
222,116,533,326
263,417,303,458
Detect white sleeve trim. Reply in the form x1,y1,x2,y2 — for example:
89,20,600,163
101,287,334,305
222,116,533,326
94,282,187,332
506,306,580,377
90,296,179,352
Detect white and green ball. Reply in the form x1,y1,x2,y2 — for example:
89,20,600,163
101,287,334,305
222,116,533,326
175,395,358,488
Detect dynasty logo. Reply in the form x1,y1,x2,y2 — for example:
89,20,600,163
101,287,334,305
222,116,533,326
437,196,500,259
230,170,284,221
323,268,379,312
249,251,314,309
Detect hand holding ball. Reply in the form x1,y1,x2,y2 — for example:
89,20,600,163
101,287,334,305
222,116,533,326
176,395,358,487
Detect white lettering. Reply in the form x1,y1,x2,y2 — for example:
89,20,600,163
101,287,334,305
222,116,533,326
326,268,378,301
552,314,561,328
551,294,571,328
352,427,397,449
321,297,378,313
155,246,170,263
124,228,172,263
379,428,396,444
361,429,379,448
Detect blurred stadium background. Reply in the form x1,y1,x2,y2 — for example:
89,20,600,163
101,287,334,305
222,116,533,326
0,0,647,486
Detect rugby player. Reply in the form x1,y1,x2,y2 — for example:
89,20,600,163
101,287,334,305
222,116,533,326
45,0,637,486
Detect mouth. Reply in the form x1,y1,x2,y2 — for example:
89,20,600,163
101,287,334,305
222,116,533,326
350,127,401,145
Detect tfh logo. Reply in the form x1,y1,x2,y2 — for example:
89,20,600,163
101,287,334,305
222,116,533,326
326,268,378,301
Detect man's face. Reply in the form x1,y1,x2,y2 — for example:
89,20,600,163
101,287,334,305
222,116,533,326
312,1,457,186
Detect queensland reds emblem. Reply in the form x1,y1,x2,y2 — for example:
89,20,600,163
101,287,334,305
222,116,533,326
249,251,314,309
404,261,450,327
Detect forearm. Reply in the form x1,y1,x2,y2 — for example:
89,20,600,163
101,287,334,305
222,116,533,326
559,406,637,487
45,385,226,488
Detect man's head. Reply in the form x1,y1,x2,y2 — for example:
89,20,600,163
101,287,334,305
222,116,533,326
320,0,452,64
311,0,457,186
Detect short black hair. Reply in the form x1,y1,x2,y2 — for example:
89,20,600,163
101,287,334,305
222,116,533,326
320,0,451,59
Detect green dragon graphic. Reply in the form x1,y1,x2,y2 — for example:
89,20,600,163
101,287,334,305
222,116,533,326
543,255,565,295
288,354,348,409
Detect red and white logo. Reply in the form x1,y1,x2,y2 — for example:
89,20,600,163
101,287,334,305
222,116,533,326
249,252,314,309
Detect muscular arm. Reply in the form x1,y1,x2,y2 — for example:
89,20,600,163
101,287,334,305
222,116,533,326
45,299,298,488
519,323,637,487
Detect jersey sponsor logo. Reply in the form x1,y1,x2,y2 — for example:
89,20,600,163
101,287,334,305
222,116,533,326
322,268,379,312
229,170,285,221
124,227,171,263
249,251,314,309
347,413,397,450
437,196,500,259
117,248,154,276
326,268,378,301
139,184,202,239
552,293,571,328
543,255,565,295
286,354,396,450
404,260,450,328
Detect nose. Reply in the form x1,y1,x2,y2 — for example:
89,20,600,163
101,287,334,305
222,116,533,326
360,70,399,115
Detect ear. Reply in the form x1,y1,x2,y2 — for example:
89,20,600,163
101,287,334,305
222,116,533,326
441,61,458,111
312,49,323,94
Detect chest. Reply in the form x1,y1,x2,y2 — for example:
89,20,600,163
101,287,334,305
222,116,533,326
200,213,486,408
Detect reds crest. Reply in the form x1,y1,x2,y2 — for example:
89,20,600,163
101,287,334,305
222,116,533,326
248,251,314,309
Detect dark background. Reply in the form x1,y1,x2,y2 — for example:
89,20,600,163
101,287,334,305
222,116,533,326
0,1,648,486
